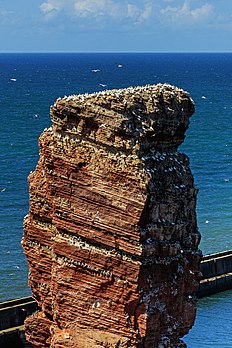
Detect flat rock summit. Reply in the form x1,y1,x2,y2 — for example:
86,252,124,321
22,83,201,347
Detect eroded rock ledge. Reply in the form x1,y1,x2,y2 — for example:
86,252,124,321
22,83,201,347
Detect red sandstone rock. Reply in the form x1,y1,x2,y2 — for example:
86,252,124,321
22,84,201,347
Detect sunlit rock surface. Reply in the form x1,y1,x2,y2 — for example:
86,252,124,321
22,84,201,347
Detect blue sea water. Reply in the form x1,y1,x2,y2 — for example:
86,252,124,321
0,53,232,346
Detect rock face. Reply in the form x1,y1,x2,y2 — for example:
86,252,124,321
22,84,201,348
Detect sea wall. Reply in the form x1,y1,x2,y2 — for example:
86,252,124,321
0,297,37,332
198,250,232,297
22,83,201,347
0,297,37,348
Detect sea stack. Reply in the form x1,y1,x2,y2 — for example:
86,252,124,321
22,83,201,347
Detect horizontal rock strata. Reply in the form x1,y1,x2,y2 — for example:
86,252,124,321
22,83,201,347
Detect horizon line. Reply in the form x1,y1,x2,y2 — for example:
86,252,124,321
0,50,232,54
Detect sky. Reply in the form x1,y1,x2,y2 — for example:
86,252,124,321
1,0,232,52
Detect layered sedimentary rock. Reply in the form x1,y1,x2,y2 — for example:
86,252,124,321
22,83,201,348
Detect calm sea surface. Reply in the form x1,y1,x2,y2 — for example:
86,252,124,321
0,53,232,346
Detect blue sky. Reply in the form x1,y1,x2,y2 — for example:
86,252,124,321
1,0,232,52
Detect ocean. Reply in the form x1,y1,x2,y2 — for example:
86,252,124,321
0,53,232,346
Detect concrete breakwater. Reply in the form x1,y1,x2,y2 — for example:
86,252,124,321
0,296,36,347
1,250,232,347
198,249,232,297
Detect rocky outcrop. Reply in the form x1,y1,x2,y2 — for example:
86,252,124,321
22,83,201,347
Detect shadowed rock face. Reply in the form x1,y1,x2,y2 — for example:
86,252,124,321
22,83,201,348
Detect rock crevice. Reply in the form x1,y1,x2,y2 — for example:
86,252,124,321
23,83,201,347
